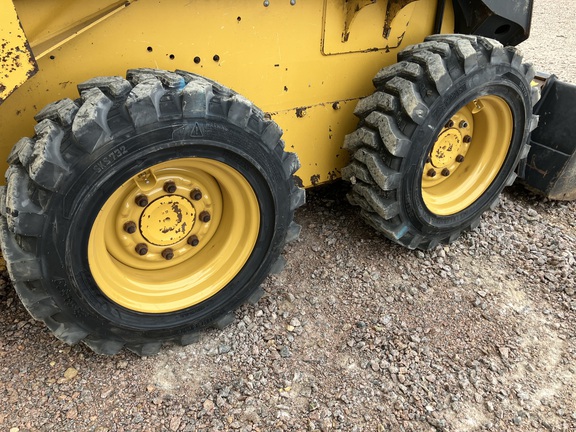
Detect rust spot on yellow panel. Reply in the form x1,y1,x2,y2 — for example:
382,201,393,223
0,0,38,103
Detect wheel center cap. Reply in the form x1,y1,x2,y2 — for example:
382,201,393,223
430,130,463,169
140,196,195,246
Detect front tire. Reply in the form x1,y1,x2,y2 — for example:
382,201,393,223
0,69,304,355
343,35,539,250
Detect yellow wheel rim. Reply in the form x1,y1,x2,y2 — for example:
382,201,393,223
421,95,513,216
88,158,260,313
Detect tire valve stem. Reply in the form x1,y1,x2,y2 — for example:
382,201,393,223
162,248,174,260
188,235,200,247
427,169,437,178
199,211,211,223
456,154,465,163
191,189,203,201
442,168,451,177
124,221,137,234
135,195,149,207
164,181,177,194
135,243,148,256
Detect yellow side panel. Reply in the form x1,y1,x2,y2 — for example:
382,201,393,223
0,0,37,103
1,0,454,187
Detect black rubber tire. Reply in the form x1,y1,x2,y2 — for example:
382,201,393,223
0,68,304,356
342,35,539,250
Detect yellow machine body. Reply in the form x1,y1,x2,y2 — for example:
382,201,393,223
0,0,454,188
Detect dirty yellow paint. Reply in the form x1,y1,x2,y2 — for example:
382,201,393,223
270,99,358,187
1,0,454,187
0,0,37,103
16,0,132,59
324,0,422,54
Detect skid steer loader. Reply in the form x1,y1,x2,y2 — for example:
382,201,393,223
1,0,575,355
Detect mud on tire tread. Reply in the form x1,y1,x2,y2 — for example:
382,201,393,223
1,69,304,355
343,35,537,250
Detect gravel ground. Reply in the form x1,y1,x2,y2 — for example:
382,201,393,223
1,0,575,431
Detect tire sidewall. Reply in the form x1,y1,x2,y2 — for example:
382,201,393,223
400,66,532,235
42,118,290,338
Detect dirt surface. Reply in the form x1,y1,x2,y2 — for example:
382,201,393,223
1,0,575,431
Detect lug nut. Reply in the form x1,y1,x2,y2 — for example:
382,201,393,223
445,120,455,128
191,189,203,201
441,168,451,177
199,211,211,223
427,169,437,178
164,181,177,194
124,221,137,234
460,120,469,129
135,243,148,256
161,248,174,260
463,135,472,144
135,195,149,207
188,235,199,247
456,154,465,163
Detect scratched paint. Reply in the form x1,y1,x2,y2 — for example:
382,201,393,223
0,1,38,103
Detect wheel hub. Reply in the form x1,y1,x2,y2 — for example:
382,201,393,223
114,176,214,266
140,196,196,246
430,130,463,169
424,113,472,182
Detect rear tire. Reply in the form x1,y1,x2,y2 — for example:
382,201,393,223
342,35,539,250
0,69,304,355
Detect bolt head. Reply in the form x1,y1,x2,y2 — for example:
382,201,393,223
191,189,203,201
188,235,199,247
124,221,137,234
135,195,148,207
162,248,174,260
164,181,177,194
441,168,451,177
445,120,455,129
456,154,465,163
199,211,211,223
463,135,472,144
135,243,148,256
427,169,437,178
459,121,469,129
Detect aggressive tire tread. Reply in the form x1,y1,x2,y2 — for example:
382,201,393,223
343,35,537,250
1,68,304,355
